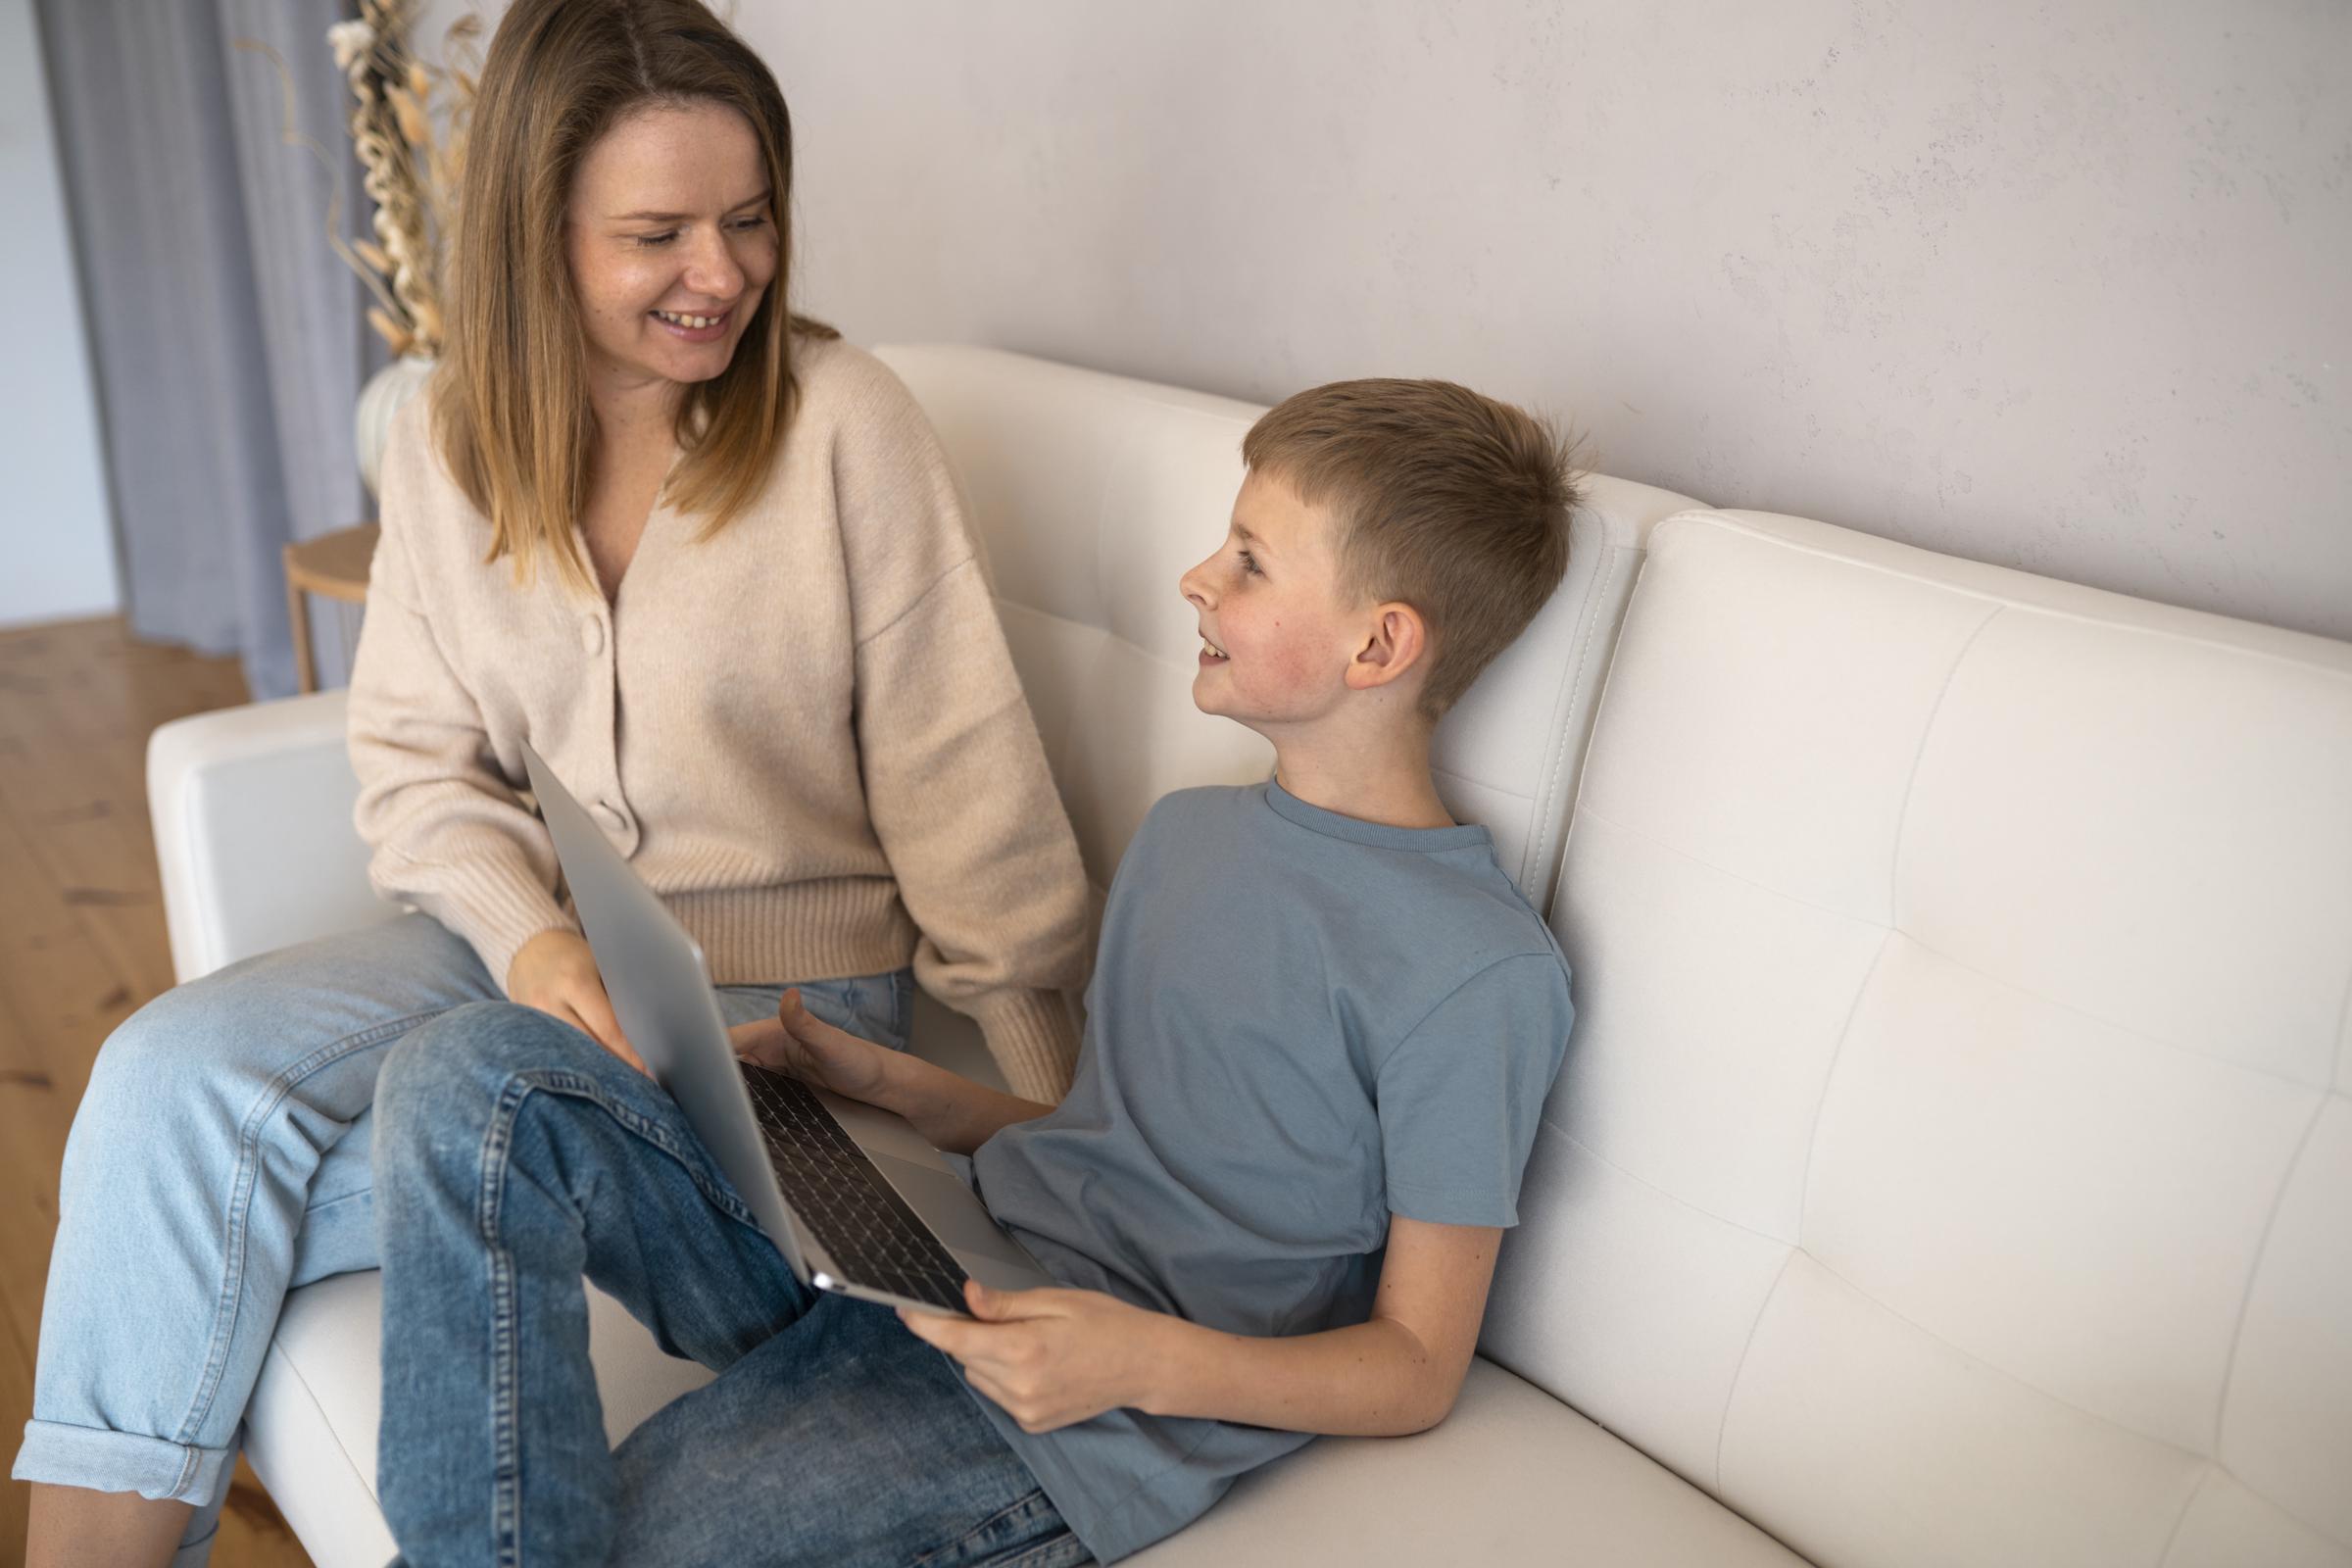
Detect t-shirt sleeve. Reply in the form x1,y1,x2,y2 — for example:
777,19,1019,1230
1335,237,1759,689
1375,951,1574,1227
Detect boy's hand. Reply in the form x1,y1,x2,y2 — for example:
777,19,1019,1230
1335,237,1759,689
900,1281,1169,1433
729,988,895,1106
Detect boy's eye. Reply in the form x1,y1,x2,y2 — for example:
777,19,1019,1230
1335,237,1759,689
1238,549,1261,577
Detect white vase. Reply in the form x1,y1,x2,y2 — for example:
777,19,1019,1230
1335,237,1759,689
356,354,438,501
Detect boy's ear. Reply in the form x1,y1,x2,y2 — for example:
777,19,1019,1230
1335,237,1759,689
1345,601,1431,694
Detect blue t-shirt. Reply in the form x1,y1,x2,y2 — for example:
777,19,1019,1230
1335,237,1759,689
965,781,1574,1562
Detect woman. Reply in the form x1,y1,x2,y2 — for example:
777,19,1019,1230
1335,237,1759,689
14,3,1090,1563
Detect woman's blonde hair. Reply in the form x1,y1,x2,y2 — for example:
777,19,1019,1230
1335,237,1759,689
434,0,834,591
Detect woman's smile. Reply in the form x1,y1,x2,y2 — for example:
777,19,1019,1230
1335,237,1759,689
650,306,733,342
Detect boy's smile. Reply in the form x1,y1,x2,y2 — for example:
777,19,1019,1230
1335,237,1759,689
1179,470,1363,730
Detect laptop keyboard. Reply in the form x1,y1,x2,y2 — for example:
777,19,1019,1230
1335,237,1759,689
738,1062,972,1314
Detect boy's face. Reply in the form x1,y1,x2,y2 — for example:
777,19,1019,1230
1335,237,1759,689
1178,469,1368,730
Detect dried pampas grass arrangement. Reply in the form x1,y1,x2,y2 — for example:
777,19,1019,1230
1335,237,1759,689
238,5,480,360
329,3,481,358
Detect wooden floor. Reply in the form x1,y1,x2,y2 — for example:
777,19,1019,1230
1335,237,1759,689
0,618,309,1567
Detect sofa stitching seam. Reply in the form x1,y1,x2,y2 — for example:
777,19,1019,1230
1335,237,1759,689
2206,1093,2330,1460
2153,1463,2216,1568
1792,929,1897,1239
1086,420,1131,657
1713,1250,1797,1494
255,1334,389,1524
2332,953,2352,1092
1886,607,2002,930
1533,1120,1790,1250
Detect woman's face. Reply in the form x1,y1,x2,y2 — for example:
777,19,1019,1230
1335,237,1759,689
564,100,779,404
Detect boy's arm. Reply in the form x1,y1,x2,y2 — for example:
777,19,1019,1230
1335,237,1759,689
904,1214,1501,1437
877,1047,1056,1155
730,990,1054,1154
1147,1214,1499,1434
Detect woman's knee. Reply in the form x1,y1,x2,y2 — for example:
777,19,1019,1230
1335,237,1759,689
61,981,303,1213
78,980,268,1134
83,917,497,1128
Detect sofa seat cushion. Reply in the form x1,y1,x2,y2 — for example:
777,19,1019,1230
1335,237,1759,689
1126,1359,1808,1567
251,1272,1804,1568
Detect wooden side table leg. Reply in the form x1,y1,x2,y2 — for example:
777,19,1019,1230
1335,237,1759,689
283,545,318,695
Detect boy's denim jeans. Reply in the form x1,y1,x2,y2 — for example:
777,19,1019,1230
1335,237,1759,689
371,999,1085,1567
10,912,924,1568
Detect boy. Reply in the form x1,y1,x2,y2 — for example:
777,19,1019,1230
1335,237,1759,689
370,377,1581,1565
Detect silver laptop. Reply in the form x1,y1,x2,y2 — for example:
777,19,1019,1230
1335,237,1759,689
519,741,1054,1317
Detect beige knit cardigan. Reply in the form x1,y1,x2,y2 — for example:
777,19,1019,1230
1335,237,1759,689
346,336,1091,1099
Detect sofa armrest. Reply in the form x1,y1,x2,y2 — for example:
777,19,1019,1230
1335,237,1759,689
147,690,397,983
141,695,1030,1087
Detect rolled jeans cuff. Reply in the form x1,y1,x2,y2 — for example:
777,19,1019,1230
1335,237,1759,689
12,1417,232,1505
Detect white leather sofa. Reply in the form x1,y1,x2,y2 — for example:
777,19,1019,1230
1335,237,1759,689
146,345,2352,1567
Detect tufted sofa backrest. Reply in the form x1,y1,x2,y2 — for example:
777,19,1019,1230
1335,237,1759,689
873,343,1702,912
873,345,1273,899
1488,507,2352,1567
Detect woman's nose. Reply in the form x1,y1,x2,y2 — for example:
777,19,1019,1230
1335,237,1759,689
684,227,746,298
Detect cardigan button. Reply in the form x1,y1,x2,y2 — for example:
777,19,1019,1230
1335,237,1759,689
581,617,606,656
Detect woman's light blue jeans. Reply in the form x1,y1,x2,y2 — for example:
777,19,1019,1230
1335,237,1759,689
9,912,913,1568
371,1000,1085,1567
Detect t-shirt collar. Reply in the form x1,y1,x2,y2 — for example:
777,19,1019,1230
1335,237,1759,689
1262,776,1494,853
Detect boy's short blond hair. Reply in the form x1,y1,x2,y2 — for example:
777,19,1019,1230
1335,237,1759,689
1243,379,1581,719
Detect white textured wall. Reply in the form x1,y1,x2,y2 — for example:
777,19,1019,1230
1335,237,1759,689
424,0,2352,640
3,0,121,628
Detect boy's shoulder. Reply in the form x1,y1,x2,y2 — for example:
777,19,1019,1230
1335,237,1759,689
1140,780,1254,822
1127,780,1566,985
1120,782,1263,856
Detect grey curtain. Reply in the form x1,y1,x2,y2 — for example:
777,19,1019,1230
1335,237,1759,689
36,0,376,698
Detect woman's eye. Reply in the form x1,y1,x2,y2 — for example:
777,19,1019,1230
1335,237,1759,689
730,215,768,231
633,230,679,248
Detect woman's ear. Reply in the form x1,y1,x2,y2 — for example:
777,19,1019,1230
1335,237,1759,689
1345,601,1431,693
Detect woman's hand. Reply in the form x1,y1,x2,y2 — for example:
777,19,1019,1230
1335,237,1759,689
506,929,648,1074
729,988,896,1106
899,1281,1172,1434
